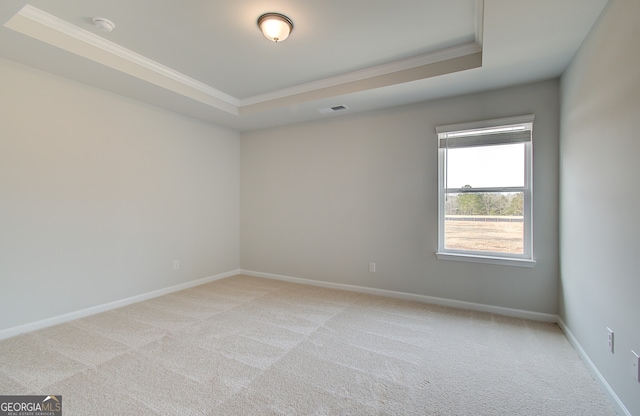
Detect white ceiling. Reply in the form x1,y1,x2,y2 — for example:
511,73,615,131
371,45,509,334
0,0,609,131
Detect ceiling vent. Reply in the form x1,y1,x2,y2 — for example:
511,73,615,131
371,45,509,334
318,105,349,114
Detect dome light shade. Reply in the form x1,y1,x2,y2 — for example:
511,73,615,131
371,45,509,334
257,13,293,43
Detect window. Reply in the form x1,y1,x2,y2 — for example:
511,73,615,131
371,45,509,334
436,115,535,267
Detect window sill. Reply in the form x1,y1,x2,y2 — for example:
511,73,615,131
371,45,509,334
436,252,536,268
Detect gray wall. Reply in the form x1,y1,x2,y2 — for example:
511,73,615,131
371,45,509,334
560,0,640,414
0,59,240,331
241,80,560,314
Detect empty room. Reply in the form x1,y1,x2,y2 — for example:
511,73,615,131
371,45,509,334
1,0,638,415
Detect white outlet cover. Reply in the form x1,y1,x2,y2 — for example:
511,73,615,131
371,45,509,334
632,350,640,382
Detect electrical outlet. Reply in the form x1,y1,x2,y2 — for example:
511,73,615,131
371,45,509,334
173,260,180,270
369,262,376,273
607,328,614,353
632,350,640,383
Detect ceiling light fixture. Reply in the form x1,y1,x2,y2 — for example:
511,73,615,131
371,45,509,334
92,17,115,33
257,13,293,43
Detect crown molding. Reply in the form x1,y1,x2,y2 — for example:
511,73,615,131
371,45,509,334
475,0,484,47
239,50,482,115
239,42,481,108
6,5,240,114
5,5,484,118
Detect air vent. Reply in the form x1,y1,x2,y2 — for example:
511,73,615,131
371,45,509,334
318,105,350,114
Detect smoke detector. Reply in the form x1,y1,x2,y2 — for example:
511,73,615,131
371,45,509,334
92,17,115,33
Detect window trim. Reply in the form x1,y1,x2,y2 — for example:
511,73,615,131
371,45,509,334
436,115,535,267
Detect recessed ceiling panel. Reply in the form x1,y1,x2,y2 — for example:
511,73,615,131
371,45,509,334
17,0,477,99
0,0,609,132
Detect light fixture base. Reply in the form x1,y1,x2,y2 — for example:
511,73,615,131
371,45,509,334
257,13,293,43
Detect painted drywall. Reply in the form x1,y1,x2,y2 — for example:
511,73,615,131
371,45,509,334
241,80,560,314
560,0,640,414
0,58,240,332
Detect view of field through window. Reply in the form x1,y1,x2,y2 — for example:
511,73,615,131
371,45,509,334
444,191,524,254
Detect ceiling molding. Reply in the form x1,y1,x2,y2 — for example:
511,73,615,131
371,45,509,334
5,5,240,114
240,49,483,115
475,0,484,47
239,42,482,108
4,4,484,118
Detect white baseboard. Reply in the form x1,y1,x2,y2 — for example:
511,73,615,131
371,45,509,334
0,269,241,340
3,268,625,414
240,269,558,322
557,319,631,416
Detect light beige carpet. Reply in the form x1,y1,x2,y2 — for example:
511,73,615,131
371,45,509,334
0,275,617,415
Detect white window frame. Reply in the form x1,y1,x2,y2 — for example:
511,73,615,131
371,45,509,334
436,115,536,267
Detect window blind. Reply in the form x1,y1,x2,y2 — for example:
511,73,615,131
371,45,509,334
436,114,534,149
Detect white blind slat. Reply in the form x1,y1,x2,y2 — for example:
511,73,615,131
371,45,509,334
439,130,531,149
